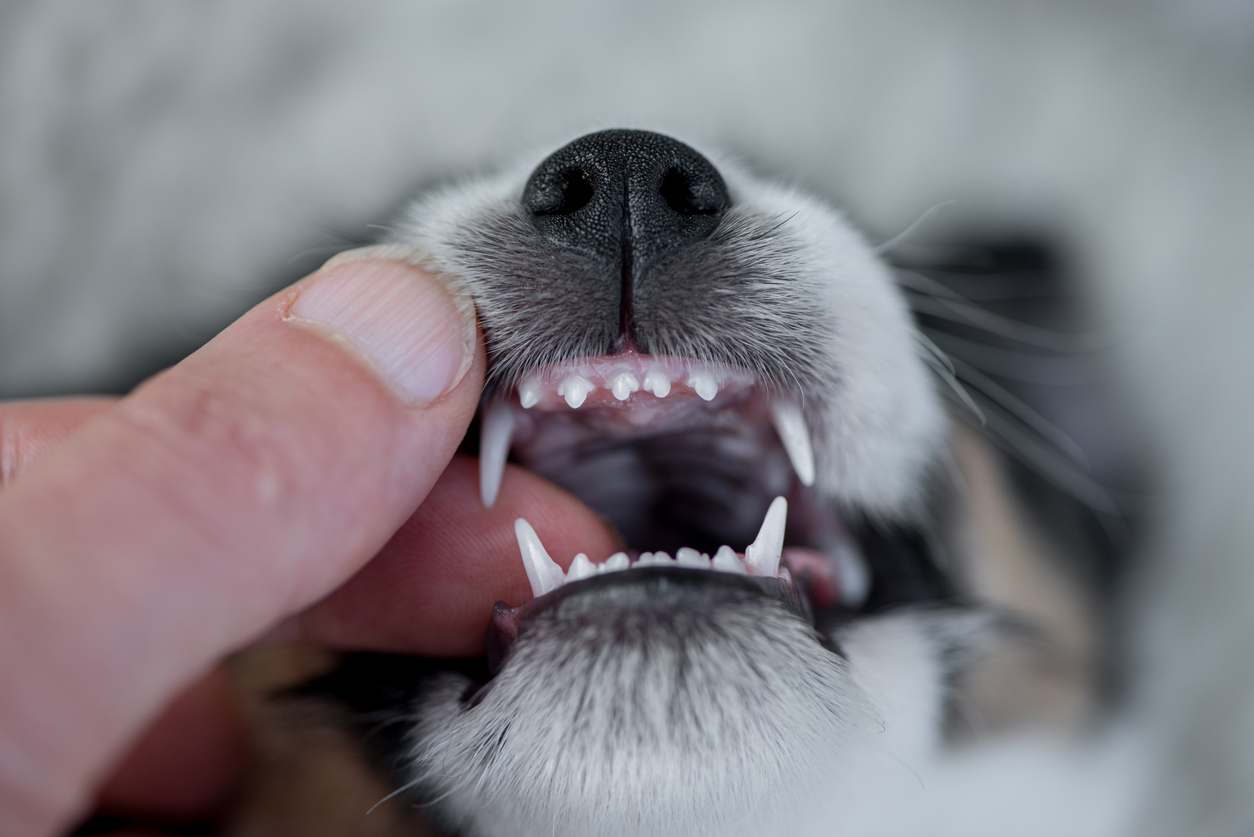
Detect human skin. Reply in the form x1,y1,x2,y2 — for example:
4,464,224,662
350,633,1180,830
0,247,616,836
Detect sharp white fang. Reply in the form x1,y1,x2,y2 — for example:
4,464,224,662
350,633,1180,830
566,552,596,582
644,369,671,398
478,400,514,508
514,518,565,598
611,371,640,401
744,496,787,577
712,545,745,574
688,370,718,401
769,400,816,487
558,375,593,408
518,381,541,409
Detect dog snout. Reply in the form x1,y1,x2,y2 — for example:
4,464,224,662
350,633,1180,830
521,129,730,343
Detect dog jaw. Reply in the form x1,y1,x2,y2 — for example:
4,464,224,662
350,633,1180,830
350,130,968,836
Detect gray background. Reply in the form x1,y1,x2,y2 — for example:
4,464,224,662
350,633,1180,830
3,2,1253,833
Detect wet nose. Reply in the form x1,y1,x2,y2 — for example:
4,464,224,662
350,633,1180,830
521,129,730,304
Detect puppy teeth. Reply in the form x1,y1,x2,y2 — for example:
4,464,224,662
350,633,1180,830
557,375,594,408
745,496,787,577
566,552,596,582
769,399,816,487
601,552,630,573
712,545,745,574
688,370,718,401
611,372,640,401
636,551,674,566
518,381,541,409
478,400,514,508
514,519,565,598
676,547,711,568
643,369,672,398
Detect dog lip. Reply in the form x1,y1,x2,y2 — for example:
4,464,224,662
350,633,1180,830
485,566,812,677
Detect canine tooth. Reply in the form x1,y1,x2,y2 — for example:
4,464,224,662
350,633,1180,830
601,552,630,573
566,552,596,583
745,496,787,577
518,381,541,409
478,400,514,508
688,370,718,401
514,519,565,598
676,547,711,568
557,375,594,408
769,400,816,487
644,370,672,398
712,545,745,574
611,372,640,401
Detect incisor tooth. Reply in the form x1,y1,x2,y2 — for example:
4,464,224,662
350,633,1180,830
601,552,630,573
688,370,718,401
744,496,787,577
566,553,596,582
769,400,816,487
644,370,671,398
558,375,594,408
611,372,640,401
676,547,711,568
478,400,514,508
514,519,565,598
712,545,744,574
518,381,541,409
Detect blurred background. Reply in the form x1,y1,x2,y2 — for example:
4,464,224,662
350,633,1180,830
2,1,1252,834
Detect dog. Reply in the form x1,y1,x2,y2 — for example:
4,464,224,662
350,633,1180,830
266,128,1123,837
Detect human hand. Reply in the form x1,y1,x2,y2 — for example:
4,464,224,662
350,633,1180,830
0,247,617,835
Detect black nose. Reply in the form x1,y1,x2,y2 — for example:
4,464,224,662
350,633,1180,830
521,129,730,335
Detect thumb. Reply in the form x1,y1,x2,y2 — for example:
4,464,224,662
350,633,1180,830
0,245,484,836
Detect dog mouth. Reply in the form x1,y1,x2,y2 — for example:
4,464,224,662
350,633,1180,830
474,347,943,635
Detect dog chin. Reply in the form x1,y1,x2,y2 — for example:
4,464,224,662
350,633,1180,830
410,608,948,837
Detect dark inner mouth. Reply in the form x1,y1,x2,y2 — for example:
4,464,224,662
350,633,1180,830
472,351,955,625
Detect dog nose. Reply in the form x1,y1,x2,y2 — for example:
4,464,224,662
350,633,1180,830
521,129,730,305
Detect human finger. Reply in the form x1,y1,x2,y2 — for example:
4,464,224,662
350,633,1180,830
0,397,117,488
0,245,482,836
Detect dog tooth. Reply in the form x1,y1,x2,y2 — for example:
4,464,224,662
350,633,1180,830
478,400,514,508
745,496,787,577
676,547,711,569
514,519,566,598
644,369,672,398
688,370,718,401
518,381,541,409
566,552,596,583
712,545,745,574
601,552,630,573
769,400,816,487
637,551,673,567
557,375,594,408
611,371,640,401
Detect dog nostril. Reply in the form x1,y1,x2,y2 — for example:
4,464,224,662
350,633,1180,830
531,167,594,216
660,167,723,216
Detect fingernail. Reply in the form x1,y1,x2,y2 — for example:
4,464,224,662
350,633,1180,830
286,245,477,405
